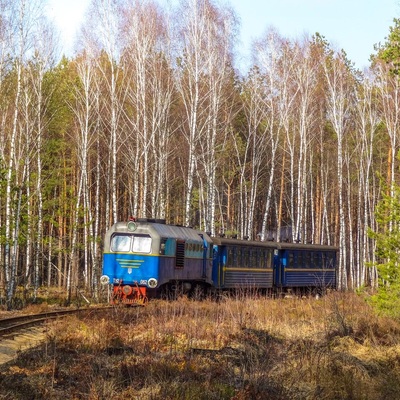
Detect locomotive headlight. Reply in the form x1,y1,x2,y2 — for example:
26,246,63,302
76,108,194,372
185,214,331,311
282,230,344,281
148,278,158,288
127,221,137,231
100,275,110,285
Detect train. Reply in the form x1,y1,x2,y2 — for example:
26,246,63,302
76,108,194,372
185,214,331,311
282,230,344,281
101,218,338,304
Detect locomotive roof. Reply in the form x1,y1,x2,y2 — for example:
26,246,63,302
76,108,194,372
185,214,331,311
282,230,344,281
110,221,212,244
150,223,211,243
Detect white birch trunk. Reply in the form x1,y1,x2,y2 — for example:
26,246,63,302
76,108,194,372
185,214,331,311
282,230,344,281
323,52,355,290
5,0,26,304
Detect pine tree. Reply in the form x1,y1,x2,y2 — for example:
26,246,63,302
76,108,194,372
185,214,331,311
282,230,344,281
368,177,400,316
374,18,400,75
367,18,400,316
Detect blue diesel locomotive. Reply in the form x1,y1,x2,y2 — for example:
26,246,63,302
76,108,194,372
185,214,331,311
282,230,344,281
101,219,338,304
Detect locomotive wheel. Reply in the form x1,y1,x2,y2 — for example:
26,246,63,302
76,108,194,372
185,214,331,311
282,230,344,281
160,282,184,300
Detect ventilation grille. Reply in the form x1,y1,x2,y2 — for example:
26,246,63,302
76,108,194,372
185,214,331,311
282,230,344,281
175,240,185,268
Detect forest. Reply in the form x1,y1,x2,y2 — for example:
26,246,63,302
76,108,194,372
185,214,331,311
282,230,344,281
0,0,399,306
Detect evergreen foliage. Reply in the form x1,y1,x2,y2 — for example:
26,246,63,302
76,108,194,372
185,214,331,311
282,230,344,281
367,17,400,317
368,177,400,317
375,18,400,75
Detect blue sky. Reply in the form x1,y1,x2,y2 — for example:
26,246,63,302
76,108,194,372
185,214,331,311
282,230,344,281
230,0,400,70
46,0,400,70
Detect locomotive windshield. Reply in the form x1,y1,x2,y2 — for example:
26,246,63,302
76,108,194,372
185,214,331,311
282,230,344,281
111,235,131,252
111,234,152,253
132,235,152,253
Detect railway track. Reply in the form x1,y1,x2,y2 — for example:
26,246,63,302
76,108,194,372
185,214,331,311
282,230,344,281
0,307,110,367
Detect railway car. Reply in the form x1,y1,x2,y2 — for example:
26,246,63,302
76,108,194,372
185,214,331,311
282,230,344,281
274,242,337,292
211,238,337,295
101,219,338,304
211,237,276,291
101,218,214,304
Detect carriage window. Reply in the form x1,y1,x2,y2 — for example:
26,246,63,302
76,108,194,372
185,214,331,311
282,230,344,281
227,247,235,267
250,248,260,268
208,245,213,258
160,238,167,255
111,235,131,252
310,252,315,268
325,252,336,268
262,250,267,268
258,249,264,268
266,249,273,268
305,251,311,268
237,247,242,266
288,251,294,268
132,235,152,253
312,252,320,268
232,247,238,266
297,251,303,268
242,247,249,267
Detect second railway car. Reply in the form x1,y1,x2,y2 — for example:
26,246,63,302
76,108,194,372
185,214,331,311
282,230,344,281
101,219,338,304
274,242,337,290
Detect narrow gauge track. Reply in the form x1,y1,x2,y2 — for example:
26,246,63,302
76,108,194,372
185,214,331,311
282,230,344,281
0,309,85,337
0,307,111,367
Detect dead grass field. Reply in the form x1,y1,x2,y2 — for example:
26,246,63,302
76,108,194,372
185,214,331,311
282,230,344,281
1,291,400,399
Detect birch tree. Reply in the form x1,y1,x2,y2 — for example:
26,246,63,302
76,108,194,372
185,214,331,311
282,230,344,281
238,67,271,240
354,73,380,287
174,0,214,227
25,15,56,299
69,51,97,290
323,48,356,289
81,0,124,227
3,0,32,306
252,29,295,242
196,2,237,235
121,0,174,219
374,62,400,195
289,37,320,243
69,0,125,299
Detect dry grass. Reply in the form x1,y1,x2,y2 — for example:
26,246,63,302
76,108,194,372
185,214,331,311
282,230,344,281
1,291,400,399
